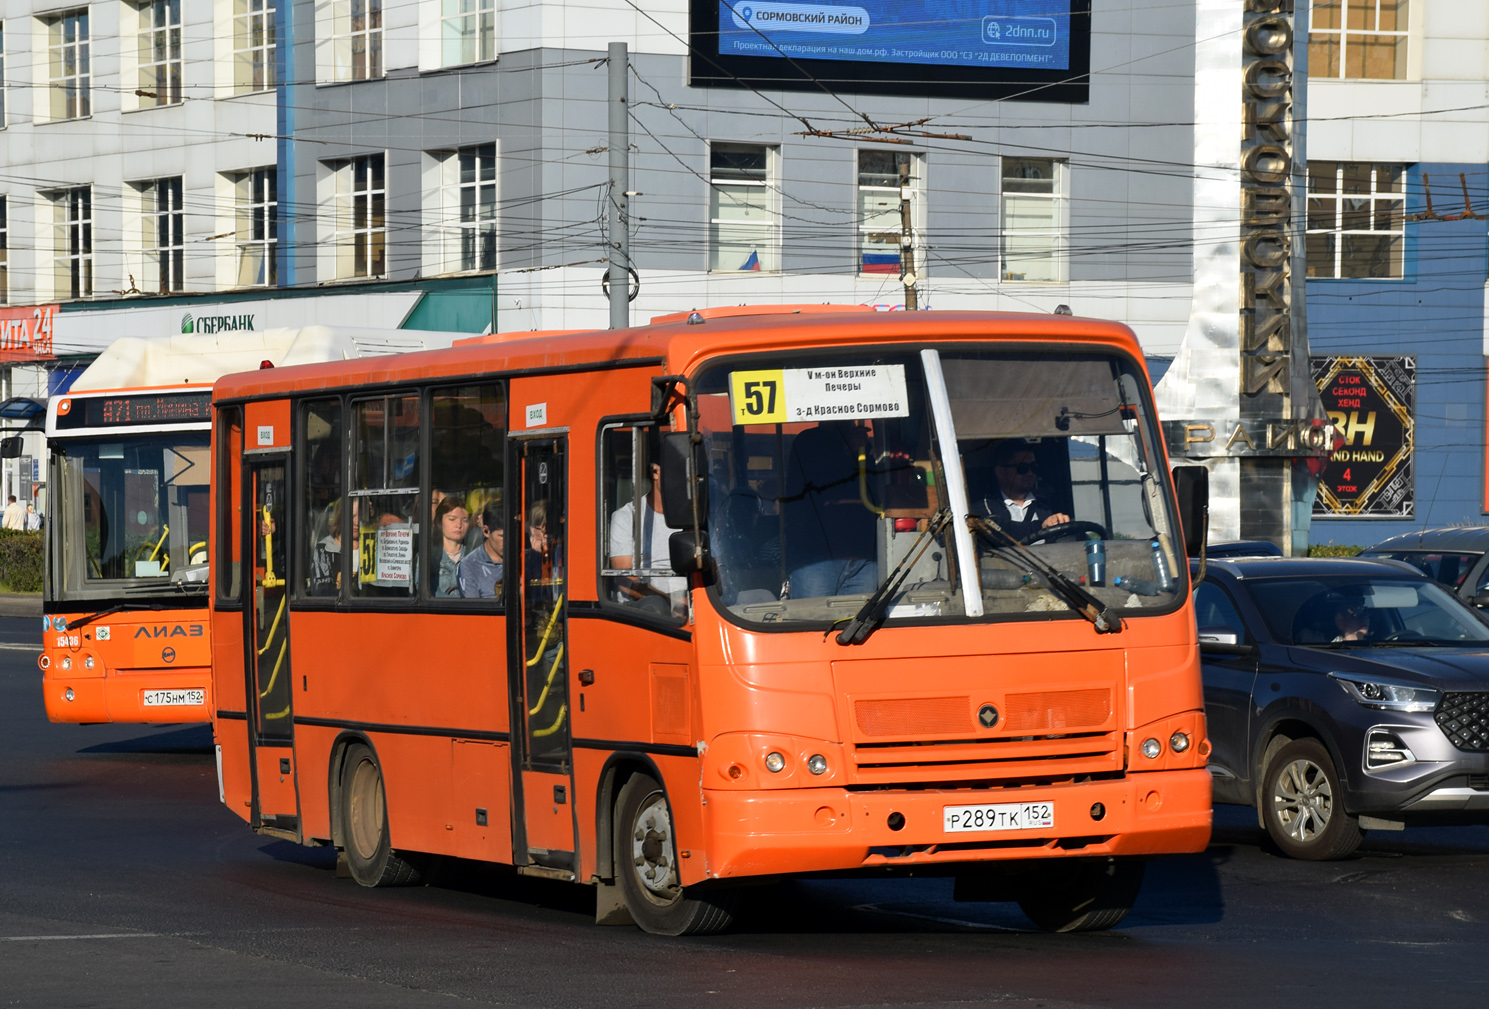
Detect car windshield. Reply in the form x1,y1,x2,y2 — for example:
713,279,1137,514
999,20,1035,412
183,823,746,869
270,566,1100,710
49,432,212,601
1244,574,1489,647
694,345,1184,628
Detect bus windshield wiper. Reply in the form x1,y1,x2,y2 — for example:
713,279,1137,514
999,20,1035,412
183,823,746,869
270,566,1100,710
65,602,168,630
969,516,1123,634
835,509,951,646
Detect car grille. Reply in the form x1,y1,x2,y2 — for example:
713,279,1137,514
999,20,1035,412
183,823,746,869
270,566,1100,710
1435,692,1489,752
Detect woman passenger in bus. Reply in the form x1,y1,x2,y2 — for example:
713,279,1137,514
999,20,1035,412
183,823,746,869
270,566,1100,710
432,496,470,597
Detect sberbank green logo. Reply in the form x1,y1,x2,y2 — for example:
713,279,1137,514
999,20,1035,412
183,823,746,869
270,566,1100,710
179,312,254,335
181,313,194,334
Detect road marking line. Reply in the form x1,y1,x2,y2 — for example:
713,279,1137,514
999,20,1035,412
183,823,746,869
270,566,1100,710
2,933,160,941
0,643,41,651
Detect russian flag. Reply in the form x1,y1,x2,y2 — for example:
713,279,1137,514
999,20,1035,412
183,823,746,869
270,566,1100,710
861,252,901,274
740,249,761,271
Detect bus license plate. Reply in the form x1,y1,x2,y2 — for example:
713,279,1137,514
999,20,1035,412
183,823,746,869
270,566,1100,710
142,689,205,707
943,801,1054,833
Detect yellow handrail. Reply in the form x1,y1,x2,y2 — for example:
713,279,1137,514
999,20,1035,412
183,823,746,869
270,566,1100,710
527,642,565,715
858,450,885,517
260,505,283,588
532,703,567,737
258,637,288,700
257,595,286,657
524,593,565,667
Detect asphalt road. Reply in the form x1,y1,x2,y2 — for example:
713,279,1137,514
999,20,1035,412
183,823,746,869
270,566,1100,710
3,613,1488,1008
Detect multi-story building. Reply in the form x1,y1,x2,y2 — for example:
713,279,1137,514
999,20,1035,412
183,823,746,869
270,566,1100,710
1304,1,1489,542
0,0,1240,518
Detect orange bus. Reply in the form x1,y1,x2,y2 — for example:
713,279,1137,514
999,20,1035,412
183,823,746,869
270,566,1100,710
210,307,1212,934
41,327,469,724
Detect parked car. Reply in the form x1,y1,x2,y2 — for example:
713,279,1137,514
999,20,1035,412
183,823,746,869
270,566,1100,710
1195,555,1489,860
1361,527,1489,610
1204,540,1283,559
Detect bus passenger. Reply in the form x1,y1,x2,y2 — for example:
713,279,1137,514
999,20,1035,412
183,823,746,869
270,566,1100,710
432,497,469,597
608,461,686,615
457,502,504,598
308,499,342,596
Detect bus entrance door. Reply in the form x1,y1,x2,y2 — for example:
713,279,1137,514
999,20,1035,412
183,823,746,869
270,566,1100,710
245,459,299,836
510,435,576,873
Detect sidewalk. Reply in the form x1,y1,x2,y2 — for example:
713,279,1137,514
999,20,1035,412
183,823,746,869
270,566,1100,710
0,594,42,618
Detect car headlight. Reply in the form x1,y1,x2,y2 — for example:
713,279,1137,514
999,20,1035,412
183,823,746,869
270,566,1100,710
1329,673,1440,713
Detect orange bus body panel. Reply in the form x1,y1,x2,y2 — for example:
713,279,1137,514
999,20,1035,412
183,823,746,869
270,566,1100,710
209,310,1209,898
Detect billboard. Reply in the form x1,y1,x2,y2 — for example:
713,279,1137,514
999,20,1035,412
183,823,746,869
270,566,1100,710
1311,356,1414,519
691,0,1090,100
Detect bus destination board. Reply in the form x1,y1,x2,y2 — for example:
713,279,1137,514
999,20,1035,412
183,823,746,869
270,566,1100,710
56,391,213,430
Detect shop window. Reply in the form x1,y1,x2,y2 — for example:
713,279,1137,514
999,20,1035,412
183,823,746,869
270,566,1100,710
709,143,776,273
1306,161,1404,279
1310,0,1408,80
428,383,506,600
350,395,420,598
302,399,343,598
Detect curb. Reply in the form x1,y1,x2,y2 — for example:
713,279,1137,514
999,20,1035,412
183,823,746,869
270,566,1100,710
0,594,42,619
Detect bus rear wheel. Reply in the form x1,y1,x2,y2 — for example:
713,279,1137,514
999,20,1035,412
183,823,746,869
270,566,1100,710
340,743,425,887
614,772,737,935
1016,857,1144,932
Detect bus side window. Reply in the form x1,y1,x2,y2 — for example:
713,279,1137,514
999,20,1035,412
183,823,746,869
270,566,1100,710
216,407,243,601
302,398,343,599
428,383,506,601
600,424,685,622
350,395,421,600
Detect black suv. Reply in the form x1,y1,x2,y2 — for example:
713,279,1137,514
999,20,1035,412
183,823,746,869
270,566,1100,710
1196,556,1489,859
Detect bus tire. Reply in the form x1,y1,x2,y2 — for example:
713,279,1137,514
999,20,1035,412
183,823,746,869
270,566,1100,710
1016,857,1144,933
614,771,737,935
340,743,425,887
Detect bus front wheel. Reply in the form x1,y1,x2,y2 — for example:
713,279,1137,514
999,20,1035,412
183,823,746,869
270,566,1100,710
613,772,737,935
339,743,425,887
1016,857,1144,932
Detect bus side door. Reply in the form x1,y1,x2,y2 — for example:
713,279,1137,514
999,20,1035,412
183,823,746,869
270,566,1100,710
508,433,578,873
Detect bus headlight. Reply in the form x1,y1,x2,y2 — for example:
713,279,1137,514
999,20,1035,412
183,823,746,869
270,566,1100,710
84,655,95,670
1169,731,1190,753
764,751,786,773
61,657,72,671
807,754,828,775
1141,737,1162,759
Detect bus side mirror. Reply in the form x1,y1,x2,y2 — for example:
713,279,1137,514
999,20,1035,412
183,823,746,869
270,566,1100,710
0,436,21,459
659,432,708,530
1173,465,1209,558
669,530,711,578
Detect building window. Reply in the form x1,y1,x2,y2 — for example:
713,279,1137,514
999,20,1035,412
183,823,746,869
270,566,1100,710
333,155,386,279
141,178,184,293
234,0,275,93
1310,0,1408,80
332,0,382,81
858,151,922,276
1306,162,1405,279
445,143,496,272
442,0,494,66
1000,157,1065,283
709,143,775,273
51,188,92,299
0,198,8,304
48,10,90,121
138,0,182,106
0,25,7,128
235,168,277,286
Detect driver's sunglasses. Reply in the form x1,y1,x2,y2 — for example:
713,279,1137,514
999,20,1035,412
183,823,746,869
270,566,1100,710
999,461,1036,474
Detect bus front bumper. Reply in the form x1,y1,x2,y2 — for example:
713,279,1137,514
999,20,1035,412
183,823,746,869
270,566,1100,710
698,769,1211,881
41,662,212,724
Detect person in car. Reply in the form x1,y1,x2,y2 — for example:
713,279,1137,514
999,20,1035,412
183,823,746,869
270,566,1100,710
1330,595,1372,642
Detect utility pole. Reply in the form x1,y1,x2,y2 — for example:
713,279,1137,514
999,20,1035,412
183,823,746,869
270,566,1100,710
607,42,630,330
898,159,917,311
